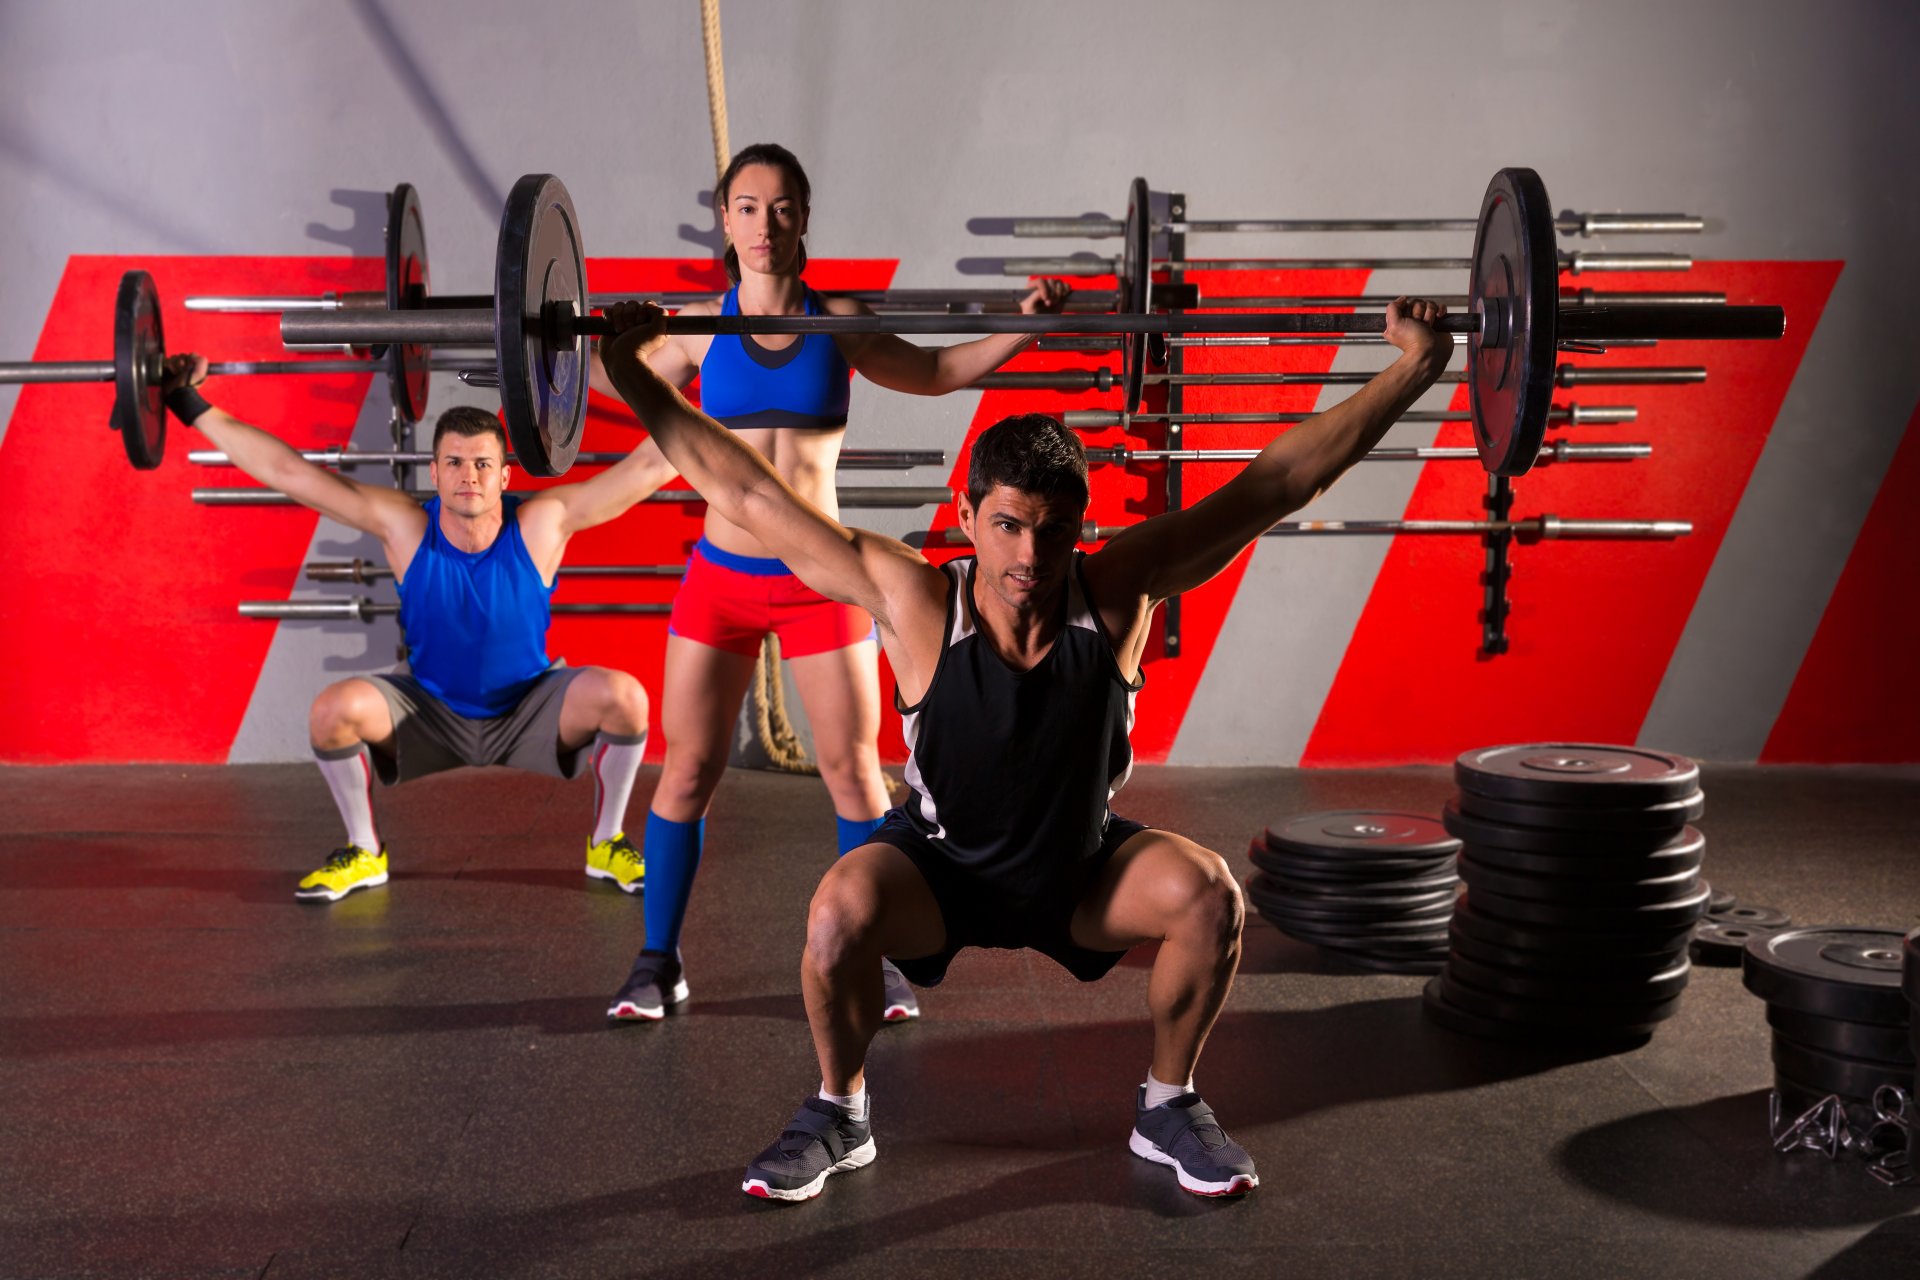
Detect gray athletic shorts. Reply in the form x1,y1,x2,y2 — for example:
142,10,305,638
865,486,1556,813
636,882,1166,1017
361,662,591,785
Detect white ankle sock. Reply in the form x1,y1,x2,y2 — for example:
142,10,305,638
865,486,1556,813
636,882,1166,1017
820,1083,869,1122
1142,1069,1192,1110
314,743,379,852
591,732,646,844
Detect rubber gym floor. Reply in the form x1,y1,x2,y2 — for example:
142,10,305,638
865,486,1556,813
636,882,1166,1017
1,762,1914,1279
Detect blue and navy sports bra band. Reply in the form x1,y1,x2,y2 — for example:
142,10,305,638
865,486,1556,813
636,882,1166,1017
694,536,791,577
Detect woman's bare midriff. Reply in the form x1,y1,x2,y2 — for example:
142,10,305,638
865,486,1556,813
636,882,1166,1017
699,423,846,558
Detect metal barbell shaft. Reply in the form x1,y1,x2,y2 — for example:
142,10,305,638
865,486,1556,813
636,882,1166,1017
305,559,683,584
196,485,953,508
192,285,1203,316
0,353,496,387
241,597,670,621
1086,442,1651,465
189,447,945,470
997,253,1693,276
983,367,1698,392
1065,404,1637,428
1009,213,1705,238
929,515,1690,545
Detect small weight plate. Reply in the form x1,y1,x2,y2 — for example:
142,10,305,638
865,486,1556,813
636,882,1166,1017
1422,976,1656,1045
495,172,587,476
1119,176,1150,413
1742,926,1909,1026
1770,1035,1912,1102
385,183,432,423
1459,831,1704,881
1446,953,1692,1005
1449,924,1688,979
1689,917,1769,967
1266,811,1460,859
113,270,166,469
1455,743,1701,807
1455,788,1705,833
1451,900,1695,957
1442,801,1698,857
1440,970,1679,1030
1706,883,1736,915
1766,1005,1916,1065
1457,856,1701,907
1468,168,1560,477
1710,904,1790,931
1466,883,1710,934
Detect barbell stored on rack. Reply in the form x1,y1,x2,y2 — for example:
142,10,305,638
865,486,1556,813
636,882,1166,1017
975,365,1700,392
924,514,1691,547
1084,441,1651,466
240,598,669,622
1010,206,1704,239
998,251,1692,277
193,485,953,508
1064,403,1638,430
272,169,1781,479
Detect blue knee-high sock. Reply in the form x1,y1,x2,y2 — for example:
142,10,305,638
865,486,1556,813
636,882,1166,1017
836,814,886,857
643,811,705,953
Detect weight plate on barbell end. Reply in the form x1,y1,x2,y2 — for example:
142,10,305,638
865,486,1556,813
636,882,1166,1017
1458,856,1702,908
1469,168,1558,477
1706,883,1736,915
1421,975,1657,1046
1265,811,1461,859
1710,904,1790,931
1457,830,1705,881
1466,883,1711,934
1770,1035,1914,1102
1454,788,1704,834
1906,928,1920,1004
385,183,431,424
1690,917,1769,967
1767,1005,1917,1066
1438,970,1680,1031
113,270,166,470
1119,176,1151,414
1742,926,1911,1026
1445,953,1693,1005
1441,800,1699,857
1455,743,1702,807
1449,923,1690,979
495,173,587,477
1451,900,1696,957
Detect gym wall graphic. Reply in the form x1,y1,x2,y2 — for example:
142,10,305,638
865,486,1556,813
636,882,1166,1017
2,253,1913,766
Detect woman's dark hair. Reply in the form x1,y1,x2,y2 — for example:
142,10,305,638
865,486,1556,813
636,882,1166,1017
716,142,811,283
966,414,1090,512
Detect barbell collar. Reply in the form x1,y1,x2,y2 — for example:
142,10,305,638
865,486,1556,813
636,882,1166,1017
1007,213,1703,239
197,484,952,509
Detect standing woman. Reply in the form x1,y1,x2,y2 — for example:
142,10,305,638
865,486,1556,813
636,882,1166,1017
596,143,1069,1021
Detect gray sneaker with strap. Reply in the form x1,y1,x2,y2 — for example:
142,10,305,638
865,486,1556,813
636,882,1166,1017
1130,1089,1259,1196
741,1097,876,1201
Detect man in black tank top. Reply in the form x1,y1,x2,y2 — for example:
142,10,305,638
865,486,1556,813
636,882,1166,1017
602,296,1456,1203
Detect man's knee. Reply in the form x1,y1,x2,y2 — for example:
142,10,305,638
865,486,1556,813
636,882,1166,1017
593,668,649,732
1178,850,1245,950
309,680,382,743
806,865,886,970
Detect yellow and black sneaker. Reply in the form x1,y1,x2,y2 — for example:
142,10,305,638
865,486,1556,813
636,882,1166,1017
586,833,645,894
295,844,390,903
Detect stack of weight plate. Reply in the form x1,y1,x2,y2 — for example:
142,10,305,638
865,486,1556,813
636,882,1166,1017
1425,743,1710,1043
1907,928,1919,1174
1244,812,1460,974
1744,926,1916,1125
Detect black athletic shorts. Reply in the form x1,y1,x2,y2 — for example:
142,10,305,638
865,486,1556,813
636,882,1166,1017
867,809,1150,988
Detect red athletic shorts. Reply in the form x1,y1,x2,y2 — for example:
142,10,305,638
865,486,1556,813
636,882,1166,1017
668,537,874,658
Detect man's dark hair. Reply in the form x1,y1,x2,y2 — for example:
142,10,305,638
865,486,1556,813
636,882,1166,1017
965,413,1090,512
431,405,509,461
716,142,812,284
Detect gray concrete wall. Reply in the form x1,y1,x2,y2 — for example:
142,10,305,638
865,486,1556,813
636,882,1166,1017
3,0,1913,763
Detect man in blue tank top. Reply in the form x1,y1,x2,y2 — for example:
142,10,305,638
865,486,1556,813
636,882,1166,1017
600,296,1455,1203
163,354,676,903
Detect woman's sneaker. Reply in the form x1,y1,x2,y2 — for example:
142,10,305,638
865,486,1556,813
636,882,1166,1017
741,1097,876,1201
880,957,920,1022
606,950,689,1021
1129,1090,1259,1197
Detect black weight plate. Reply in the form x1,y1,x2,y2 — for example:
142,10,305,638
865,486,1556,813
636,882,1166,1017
1422,976,1655,1045
1766,1005,1916,1065
1268,917,1451,950
113,270,166,469
1457,856,1701,907
1690,917,1771,967
1245,875,1457,916
1248,838,1456,882
1455,743,1701,807
1710,904,1790,931
1455,787,1705,833
1903,927,1919,1004
1743,927,1909,1026
1442,801,1699,857
1469,168,1560,476
1258,900,1456,933
1440,970,1679,1030
1452,900,1695,957
495,173,587,477
1119,176,1150,413
1466,883,1710,934
385,183,432,423
1321,947,1447,975
1255,864,1460,897
1459,831,1705,881
1266,811,1460,859
1445,953,1692,1004
1706,883,1736,915
1771,1035,1912,1102
1449,924,1688,979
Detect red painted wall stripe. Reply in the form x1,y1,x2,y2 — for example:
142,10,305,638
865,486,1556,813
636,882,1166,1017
1761,400,1920,763
1301,262,1841,766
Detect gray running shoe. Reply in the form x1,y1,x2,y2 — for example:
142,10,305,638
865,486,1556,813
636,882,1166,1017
1130,1089,1259,1196
606,949,689,1022
742,1097,876,1201
881,957,920,1022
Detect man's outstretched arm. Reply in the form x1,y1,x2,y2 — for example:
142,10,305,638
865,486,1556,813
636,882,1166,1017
1095,297,1454,603
596,303,930,626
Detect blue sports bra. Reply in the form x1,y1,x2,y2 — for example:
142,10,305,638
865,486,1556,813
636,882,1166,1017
696,286,852,429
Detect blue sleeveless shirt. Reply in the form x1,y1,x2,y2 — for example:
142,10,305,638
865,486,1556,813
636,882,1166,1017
697,286,852,429
396,495,555,718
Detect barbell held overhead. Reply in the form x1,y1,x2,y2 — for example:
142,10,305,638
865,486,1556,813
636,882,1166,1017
305,559,684,584
194,485,954,509
975,366,1699,392
241,598,670,622
926,514,1691,547
189,447,944,471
